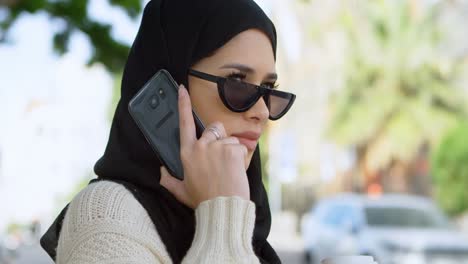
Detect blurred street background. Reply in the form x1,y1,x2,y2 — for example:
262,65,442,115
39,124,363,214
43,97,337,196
2,0,468,263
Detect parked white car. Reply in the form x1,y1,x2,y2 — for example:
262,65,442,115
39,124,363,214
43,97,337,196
301,193,468,264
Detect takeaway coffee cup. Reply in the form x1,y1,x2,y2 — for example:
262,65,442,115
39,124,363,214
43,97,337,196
321,256,378,264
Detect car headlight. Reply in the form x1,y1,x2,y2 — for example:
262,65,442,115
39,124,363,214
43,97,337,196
381,242,425,264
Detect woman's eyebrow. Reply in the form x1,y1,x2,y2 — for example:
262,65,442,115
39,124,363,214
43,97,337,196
219,63,277,80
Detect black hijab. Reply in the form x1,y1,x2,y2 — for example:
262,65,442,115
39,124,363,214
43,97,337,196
41,0,281,263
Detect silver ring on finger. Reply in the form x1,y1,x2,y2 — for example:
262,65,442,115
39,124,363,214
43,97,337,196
207,127,221,140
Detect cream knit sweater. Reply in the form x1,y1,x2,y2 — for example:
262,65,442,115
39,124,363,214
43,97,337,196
56,181,261,264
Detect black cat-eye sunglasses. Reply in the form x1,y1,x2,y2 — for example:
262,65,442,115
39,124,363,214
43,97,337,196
188,69,295,120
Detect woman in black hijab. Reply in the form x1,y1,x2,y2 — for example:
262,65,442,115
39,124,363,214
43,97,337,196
41,0,295,263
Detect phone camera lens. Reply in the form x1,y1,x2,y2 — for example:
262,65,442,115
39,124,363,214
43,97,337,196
149,95,159,109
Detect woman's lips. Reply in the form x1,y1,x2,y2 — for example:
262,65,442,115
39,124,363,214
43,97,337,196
231,131,261,151
234,137,258,151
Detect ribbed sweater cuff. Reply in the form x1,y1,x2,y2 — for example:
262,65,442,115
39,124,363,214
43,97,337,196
184,196,257,263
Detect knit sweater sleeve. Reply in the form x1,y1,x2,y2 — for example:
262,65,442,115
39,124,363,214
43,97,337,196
56,181,260,264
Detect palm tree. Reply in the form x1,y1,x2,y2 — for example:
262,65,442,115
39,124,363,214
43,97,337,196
327,0,468,191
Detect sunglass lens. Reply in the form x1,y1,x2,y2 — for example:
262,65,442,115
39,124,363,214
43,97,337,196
223,79,259,110
268,92,295,119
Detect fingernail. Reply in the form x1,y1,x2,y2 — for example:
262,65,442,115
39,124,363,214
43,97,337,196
179,85,186,98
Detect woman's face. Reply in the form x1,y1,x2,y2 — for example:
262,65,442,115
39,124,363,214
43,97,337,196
189,29,276,166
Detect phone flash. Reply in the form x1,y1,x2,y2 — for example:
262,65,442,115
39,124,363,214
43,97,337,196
159,88,166,99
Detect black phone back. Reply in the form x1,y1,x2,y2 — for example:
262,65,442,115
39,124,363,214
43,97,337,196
128,69,204,180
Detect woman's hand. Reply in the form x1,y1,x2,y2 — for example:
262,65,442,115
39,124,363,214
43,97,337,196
160,84,250,209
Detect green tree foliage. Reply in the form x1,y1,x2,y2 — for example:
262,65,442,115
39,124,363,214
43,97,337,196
327,0,468,174
0,0,143,73
432,123,468,216
6,222,24,234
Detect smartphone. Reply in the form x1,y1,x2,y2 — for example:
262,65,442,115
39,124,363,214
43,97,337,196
128,69,205,180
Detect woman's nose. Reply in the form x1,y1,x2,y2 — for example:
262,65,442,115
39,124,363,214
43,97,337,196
245,96,269,122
